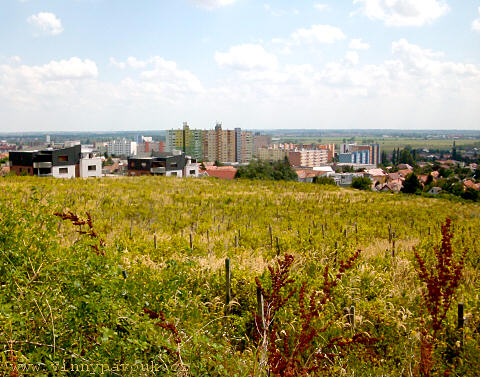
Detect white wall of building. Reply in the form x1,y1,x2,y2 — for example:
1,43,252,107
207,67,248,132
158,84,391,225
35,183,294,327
52,165,76,178
165,170,183,177
184,163,199,177
80,157,102,178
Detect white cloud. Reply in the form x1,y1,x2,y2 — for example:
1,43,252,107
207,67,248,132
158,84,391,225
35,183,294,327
353,0,449,27
27,12,63,35
2,41,480,131
12,57,98,81
192,0,236,9
314,3,330,11
349,38,370,50
215,44,278,70
264,4,286,16
391,39,480,79
345,51,359,65
291,24,346,45
109,57,126,69
108,56,204,98
473,7,480,33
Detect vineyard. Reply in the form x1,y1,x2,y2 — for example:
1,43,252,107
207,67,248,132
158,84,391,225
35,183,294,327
1,176,479,376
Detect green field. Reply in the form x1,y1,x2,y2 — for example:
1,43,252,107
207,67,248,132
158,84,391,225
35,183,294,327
278,136,480,153
1,176,479,376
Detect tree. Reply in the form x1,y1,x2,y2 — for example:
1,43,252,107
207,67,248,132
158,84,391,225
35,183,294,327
235,158,297,182
313,176,336,185
451,140,459,161
401,173,422,194
461,187,479,201
351,176,372,191
438,167,453,178
399,148,415,166
271,158,297,181
425,173,433,186
381,151,388,165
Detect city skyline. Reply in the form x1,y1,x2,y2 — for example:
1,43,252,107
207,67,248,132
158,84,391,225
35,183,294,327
1,0,480,132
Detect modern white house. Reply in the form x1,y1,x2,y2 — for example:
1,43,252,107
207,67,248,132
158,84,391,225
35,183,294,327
79,148,102,178
9,145,103,179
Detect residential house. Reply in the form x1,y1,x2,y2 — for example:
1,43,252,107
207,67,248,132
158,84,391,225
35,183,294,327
364,168,387,185
127,152,197,178
463,180,480,191
428,187,442,195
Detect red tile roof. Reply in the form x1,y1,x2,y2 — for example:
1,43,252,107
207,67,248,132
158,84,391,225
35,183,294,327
398,169,413,177
295,169,327,179
463,180,480,191
205,166,237,180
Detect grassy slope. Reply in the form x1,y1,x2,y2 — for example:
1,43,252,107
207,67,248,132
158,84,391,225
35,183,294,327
0,176,479,376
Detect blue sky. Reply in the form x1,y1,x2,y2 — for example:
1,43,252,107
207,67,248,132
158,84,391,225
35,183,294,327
1,0,480,132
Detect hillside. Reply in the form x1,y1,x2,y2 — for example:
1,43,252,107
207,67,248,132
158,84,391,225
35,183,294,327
1,176,479,376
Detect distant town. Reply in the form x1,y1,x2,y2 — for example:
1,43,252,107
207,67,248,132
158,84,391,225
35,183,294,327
1,125,479,201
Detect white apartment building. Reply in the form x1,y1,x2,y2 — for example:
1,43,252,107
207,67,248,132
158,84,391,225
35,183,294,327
107,139,137,157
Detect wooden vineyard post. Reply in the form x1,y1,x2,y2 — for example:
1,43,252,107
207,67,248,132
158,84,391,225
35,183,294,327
334,241,338,266
235,234,238,248
458,303,464,348
207,229,210,243
392,230,396,258
349,306,355,329
154,233,157,249
189,233,193,250
225,258,231,314
256,286,265,331
269,224,273,249
275,236,280,256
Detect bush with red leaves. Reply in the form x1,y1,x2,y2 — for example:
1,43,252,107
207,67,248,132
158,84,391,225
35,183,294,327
254,252,377,377
414,218,466,377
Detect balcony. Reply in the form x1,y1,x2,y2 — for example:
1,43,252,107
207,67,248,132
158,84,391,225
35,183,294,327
37,173,53,177
33,161,52,169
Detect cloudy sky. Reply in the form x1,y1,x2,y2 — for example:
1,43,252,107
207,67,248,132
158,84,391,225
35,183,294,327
1,0,480,132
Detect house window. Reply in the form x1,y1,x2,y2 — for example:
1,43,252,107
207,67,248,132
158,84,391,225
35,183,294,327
170,162,177,168
58,155,68,162
130,162,134,167
189,170,196,175
59,167,68,174
88,165,96,171
141,162,147,168
170,172,177,177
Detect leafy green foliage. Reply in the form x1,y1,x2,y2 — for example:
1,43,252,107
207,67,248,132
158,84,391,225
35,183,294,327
401,173,422,194
235,158,297,181
313,176,336,186
351,177,372,191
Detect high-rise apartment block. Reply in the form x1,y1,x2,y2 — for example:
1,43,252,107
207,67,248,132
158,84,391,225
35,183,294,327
338,143,380,166
166,122,253,163
107,139,137,157
288,149,329,167
257,143,335,167
253,133,272,156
